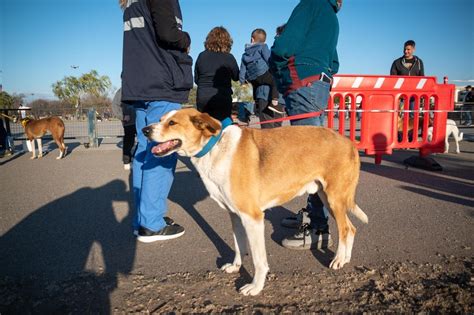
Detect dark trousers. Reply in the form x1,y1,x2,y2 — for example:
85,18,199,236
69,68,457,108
197,95,232,121
0,119,7,151
123,124,136,164
251,71,279,101
256,99,282,129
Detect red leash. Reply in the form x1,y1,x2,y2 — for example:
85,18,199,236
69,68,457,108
247,111,323,126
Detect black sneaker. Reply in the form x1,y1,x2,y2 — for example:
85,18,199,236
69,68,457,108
137,221,185,243
281,224,332,250
267,103,285,114
281,208,311,229
133,217,175,236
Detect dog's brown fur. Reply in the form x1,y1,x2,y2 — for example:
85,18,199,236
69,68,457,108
21,117,67,159
144,108,368,295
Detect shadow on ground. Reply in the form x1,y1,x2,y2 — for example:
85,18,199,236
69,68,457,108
0,174,136,314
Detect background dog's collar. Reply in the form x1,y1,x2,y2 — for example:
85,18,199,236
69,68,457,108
194,118,233,158
21,119,30,127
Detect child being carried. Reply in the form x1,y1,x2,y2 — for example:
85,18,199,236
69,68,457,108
239,28,284,114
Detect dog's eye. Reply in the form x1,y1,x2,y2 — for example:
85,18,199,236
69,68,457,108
168,120,176,126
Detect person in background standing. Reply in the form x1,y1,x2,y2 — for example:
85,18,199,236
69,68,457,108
195,26,239,121
390,40,424,77
390,40,425,118
462,85,473,127
0,117,10,158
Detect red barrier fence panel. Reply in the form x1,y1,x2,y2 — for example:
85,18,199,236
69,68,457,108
328,75,455,164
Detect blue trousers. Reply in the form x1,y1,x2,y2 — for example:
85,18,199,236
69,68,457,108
132,101,181,232
284,81,330,230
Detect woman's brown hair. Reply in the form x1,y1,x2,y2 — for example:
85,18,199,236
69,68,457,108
119,0,127,9
204,27,233,53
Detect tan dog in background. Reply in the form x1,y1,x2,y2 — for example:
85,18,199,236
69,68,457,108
20,117,67,159
143,108,368,296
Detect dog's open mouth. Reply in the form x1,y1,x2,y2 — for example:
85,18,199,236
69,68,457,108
151,139,182,156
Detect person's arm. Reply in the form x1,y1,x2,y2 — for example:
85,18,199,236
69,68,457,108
390,60,398,75
194,55,200,85
148,0,190,51
229,55,240,82
261,44,271,63
271,1,313,59
330,49,339,75
419,58,425,76
239,58,247,84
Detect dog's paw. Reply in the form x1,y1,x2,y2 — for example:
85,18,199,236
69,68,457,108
239,283,263,296
443,150,449,154
30,156,36,160
56,156,62,160
220,263,241,273
38,155,43,159
329,256,349,270
456,150,460,154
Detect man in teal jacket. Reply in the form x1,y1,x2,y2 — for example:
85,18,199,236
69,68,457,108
270,0,342,250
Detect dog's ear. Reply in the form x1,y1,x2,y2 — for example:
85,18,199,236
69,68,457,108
190,113,221,137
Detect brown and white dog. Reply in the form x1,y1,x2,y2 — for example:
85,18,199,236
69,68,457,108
143,108,368,296
20,117,67,159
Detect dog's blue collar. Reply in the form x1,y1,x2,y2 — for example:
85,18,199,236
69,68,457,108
194,117,233,158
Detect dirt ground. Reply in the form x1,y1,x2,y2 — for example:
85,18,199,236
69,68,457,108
1,255,472,313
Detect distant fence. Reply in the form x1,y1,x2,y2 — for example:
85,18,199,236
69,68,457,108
9,120,124,141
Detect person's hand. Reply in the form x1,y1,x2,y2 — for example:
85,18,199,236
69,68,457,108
186,46,190,54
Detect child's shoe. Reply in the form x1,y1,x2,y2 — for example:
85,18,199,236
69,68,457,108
267,100,285,114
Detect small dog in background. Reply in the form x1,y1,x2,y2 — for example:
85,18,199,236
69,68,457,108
428,119,463,154
20,116,67,159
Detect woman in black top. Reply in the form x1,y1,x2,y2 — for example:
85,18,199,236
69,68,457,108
195,26,239,120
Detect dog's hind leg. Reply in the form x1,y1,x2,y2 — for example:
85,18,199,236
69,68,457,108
324,193,356,270
37,138,43,158
221,212,248,274
238,212,269,296
454,131,461,154
444,132,450,153
29,139,36,159
54,137,66,159
318,190,355,269
330,208,355,269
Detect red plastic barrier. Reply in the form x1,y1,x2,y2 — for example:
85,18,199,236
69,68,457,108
328,75,455,164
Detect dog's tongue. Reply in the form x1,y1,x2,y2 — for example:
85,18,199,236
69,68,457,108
151,140,177,155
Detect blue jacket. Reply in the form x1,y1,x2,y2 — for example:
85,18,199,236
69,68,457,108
270,0,340,95
239,43,271,83
121,0,193,103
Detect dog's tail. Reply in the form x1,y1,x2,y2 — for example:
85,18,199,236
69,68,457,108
350,204,368,224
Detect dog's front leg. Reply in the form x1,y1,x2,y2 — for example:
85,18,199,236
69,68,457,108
221,212,248,274
238,213,269,296
29,139,36,159
37,138,43,158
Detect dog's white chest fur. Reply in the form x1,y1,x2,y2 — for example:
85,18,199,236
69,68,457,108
191,126,242,212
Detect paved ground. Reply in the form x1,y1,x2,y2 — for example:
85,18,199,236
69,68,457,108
0,127,473,313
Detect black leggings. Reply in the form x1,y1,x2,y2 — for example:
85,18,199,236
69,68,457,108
0,119,7,150
123,124,136,164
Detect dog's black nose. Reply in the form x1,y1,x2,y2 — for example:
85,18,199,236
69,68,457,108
142,126,152,137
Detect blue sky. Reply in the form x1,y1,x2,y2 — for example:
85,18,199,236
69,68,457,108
1,0,473,100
